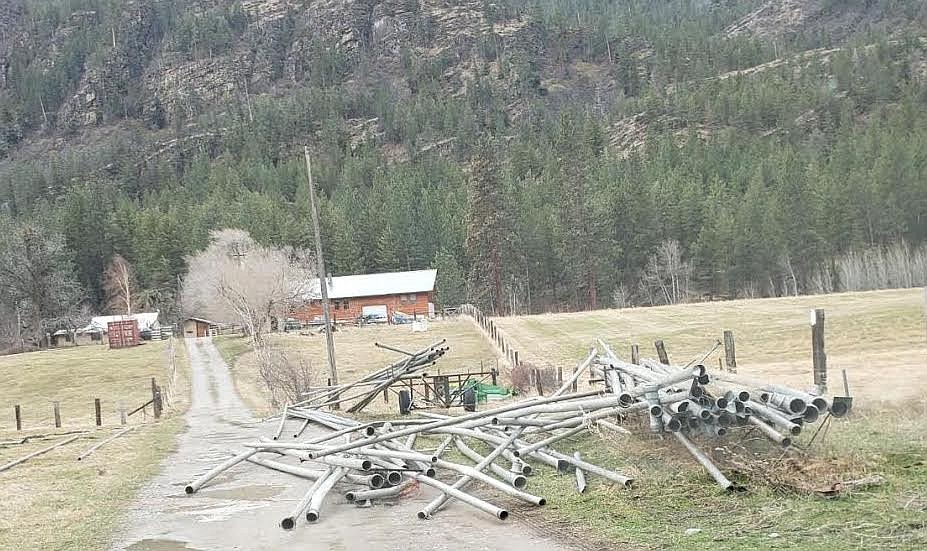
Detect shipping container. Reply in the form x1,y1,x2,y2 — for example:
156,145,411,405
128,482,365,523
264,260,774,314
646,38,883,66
107,319,140,349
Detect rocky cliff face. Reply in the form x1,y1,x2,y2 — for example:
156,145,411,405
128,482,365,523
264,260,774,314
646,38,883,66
2,0,924,162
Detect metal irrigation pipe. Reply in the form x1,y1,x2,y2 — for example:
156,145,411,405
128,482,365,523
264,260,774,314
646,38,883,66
673,432,742,492
746,400,802,436
515,425,587,457
573,452,587,493
747,416,793,448
281,467,333,530
454,438,528,489
419,356,599,518
0,434,82,473
303,390,605,460
185,449,258,494
76,426,135,461
306,467,347,522
345,479,414,502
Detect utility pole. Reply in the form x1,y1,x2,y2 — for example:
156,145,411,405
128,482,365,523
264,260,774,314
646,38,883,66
304,147,339,406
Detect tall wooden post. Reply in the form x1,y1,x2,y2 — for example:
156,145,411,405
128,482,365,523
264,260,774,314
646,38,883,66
94,398,102,427
654,340,669,365
723,330,737,373
534,368,544,396
151,378,163,419
811,309,827,393
53,401,61,428
14,405,21,431
630,344,640,365
305,148,338,408
119,402,127,426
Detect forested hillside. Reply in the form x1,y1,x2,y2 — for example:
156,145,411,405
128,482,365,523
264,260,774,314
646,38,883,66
1,1,926,344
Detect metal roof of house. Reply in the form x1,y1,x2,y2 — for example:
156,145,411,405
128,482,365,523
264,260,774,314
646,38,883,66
78,312,160,333
307,269,437,300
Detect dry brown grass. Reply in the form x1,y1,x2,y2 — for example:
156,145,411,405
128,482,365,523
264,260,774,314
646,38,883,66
0,339,189,550
0,340,187,428
492,289,927,406
217,318,500,416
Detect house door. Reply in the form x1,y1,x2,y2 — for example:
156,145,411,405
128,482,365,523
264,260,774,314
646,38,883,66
196,322,207,337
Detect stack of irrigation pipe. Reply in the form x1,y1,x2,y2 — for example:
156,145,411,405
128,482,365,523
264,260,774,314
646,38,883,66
182,338,853,529
592,337,851,491
294,339,449,414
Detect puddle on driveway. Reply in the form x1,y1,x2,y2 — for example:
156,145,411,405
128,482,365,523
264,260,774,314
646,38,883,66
199,484,284,501
125,540,201,551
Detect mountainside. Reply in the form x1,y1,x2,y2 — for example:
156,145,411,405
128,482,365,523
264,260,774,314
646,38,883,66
1,0,926,325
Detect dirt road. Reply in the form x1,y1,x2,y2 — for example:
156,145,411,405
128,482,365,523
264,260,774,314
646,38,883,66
112,338,572,551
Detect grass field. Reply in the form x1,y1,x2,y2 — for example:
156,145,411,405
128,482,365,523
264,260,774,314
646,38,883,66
215,319,499,416
492,289,927,405
0,340,189,550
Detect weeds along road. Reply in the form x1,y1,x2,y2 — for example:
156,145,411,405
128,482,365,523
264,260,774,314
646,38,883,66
112,338,571,551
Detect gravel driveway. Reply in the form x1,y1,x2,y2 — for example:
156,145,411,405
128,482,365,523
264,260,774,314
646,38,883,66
111,338,573,551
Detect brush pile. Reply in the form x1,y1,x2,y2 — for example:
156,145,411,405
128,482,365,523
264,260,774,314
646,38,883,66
183,338,852,530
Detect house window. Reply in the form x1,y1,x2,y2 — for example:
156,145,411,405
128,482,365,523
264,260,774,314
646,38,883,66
399,294,417,304
333,301,340,310
408,293,416,303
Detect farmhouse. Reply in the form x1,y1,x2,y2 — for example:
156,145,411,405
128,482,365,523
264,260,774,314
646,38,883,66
293,269,437,323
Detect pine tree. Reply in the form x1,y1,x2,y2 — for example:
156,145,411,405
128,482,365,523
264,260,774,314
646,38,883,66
465,139,505,313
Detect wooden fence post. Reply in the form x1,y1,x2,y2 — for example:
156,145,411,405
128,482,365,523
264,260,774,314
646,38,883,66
53,401,61,428
654,340,670,365
151,378,163,419
94,398,102,427
631,344,640,365
383,387,389,403
812,309,827,393
572,364,578,393
723,330,737,373
14,405,21,431
513,351,519,367
534,368,544,396
557,365,564,386
119,402,127,426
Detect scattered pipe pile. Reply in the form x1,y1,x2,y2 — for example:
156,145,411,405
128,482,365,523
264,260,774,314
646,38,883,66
183,338,851,530
297,339,449,414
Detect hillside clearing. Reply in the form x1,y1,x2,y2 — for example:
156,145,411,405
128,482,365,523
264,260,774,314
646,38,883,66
0,341,189,550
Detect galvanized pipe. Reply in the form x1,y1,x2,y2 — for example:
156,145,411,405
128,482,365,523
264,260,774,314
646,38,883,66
346,479,414,502
573,451,587,493
454,438,528,489
672,432,740,492
281,467,333,530
515,425,587,457
303,390,605,460
746,400,802,436
306,467,347,522
185,449,258,494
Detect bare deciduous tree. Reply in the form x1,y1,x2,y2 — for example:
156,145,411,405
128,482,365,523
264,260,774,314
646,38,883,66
103,254,138,314
639,239,692,305
181,229,313,347
256,348,315,407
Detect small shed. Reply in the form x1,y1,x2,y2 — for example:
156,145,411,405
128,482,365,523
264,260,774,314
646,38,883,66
183,317,218,338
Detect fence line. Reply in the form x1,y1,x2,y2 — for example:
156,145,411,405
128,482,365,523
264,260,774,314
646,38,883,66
459,303,521,368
